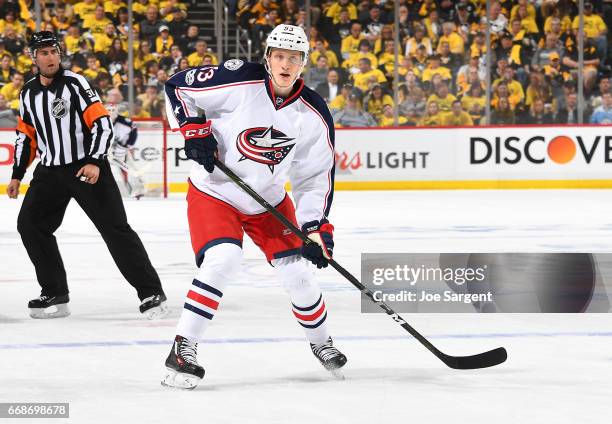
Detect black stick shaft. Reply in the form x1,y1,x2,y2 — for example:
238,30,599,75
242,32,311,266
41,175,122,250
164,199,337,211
213,159,507,369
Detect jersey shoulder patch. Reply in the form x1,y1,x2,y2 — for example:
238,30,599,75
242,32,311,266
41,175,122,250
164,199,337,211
224,59,244,70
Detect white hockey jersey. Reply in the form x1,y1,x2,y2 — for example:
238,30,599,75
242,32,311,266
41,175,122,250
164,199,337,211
164,60,335,226
113,116,137,148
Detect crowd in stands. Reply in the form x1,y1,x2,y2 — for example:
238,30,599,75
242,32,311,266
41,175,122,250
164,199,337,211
0,0,610,128
0,0,218,124
241,0,612,126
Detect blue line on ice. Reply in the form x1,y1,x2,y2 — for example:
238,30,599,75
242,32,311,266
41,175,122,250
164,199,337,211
2,331,612,350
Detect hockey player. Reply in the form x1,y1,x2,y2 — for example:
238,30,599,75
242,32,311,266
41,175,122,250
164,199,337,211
106,103,146,199
161,24,346,389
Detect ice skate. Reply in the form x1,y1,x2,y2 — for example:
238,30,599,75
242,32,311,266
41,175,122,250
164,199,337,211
28,294,70,319
140,294,170,319
311,337,347,379
161,335,205,390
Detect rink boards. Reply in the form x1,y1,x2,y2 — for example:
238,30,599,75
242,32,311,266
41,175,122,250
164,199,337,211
1,124,612,192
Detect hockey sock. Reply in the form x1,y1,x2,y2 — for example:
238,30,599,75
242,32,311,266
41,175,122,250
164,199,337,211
273,255,330,344
176,243,242,341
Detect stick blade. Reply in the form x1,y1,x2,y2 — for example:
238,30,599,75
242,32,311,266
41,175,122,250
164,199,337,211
442,347,507,370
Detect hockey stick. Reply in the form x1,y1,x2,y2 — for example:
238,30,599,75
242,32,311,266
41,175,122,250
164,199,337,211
214,159,507,370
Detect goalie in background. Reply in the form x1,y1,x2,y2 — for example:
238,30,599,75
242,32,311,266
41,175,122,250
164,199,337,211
106,103,147,199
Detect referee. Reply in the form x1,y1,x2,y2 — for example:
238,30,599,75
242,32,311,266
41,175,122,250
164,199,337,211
5,32,168,320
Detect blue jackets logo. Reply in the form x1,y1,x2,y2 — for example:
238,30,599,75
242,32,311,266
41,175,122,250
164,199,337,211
236,126,295,173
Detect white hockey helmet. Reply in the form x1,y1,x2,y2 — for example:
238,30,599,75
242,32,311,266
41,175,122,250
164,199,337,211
264,24,309,67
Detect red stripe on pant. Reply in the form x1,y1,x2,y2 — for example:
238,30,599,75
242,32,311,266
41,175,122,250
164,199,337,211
187,290,220,310
293,301,326,321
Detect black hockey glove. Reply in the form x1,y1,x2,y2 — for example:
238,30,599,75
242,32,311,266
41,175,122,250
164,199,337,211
179,117,218,173
301,219,334,269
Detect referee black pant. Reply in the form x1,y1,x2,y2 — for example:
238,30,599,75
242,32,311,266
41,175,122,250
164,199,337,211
17,160,165,300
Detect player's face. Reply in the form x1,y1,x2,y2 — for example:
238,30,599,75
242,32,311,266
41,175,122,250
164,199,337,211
35,46,61,78
268,48,303,89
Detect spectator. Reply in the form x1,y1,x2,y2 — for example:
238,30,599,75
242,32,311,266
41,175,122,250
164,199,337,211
0,10,24,34
155,25,174,56
417,100,444,126
493,68,525,108
0,53,15,86
315,69,340,103
379,103,408,126
333,92,377,127
179,25,200,56
83,5,112,41
427,81,456,113
160,0,187,20
3,26,24,57
310,39,339,68
329,83,353,111
325,0,358,25
305,55,329,90
490,97,516,124
591,78,611,110
421,54,452,85
360,5,387,39
524,99,554,124
107,87,129,112
188,39,218,67
571,2,607,61
106,38,127,64
82,55,107,81
555,92,587,124
167,8,190,41
404,25,433,57
488,1,508,34
437,22,464,55
461,83,486,123
0,93,16,127
343,39,377,72
341,22,365,60
140,5,162,45
441,100,474,126
134,39,156,70
590,92,612,124
104,0,126,17
94,23,117,54
365,83,393,122
352,57,386,93
398,85,426,124
131,97,150,118
532,33,563,69
64,24,81,55
525,71,553,111
562,38,600,93
0,71,22,109
438,41,462,74
137,80,163,117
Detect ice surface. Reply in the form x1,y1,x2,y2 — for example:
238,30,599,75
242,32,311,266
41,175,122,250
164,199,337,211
1,190,612,423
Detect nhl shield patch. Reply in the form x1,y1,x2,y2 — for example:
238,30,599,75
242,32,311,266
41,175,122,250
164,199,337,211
224,59,244,71
51,98,69,119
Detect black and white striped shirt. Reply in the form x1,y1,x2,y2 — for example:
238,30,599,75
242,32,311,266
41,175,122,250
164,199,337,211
12,68,113,180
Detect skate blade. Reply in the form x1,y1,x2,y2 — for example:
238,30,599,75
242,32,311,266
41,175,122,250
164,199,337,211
29,304,70,319
144,303,170,320
328,368,345,380
161,369,202,390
